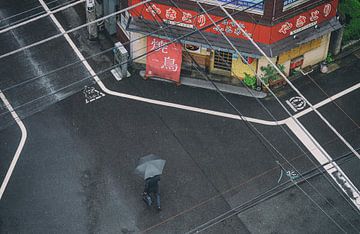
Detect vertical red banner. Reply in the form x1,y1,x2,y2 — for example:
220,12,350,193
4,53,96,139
146,36,182,83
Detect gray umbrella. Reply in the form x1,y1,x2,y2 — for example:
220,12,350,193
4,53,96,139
135,154,166,179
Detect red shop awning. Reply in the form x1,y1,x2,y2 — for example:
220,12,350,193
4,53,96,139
146,36,182,83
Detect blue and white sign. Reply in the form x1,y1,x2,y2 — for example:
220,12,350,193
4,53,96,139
283,0,311,10
193,0,264,14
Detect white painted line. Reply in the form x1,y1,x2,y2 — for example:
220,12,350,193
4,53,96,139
0,91,27,200
285,118,360,210
293,82,360,119
286,100,298,112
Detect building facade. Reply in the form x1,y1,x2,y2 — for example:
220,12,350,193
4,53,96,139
117,0,342,88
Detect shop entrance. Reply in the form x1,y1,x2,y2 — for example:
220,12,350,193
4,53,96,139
290,56,304,75
182,44,211,75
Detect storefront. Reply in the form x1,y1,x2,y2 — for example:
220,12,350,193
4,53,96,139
121,0,341,87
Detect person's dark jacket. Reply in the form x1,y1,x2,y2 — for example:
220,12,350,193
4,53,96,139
144,175,160,194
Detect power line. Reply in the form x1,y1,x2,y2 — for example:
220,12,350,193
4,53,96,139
0,0,248,119
0,0,59,24
146,0,354,232
211,2,360,212
219,4,360,161
186,148,360,234
0,0,152,60
208,0,357,212
195,0,360,215
0,1,354,216
0,0,358,230
0,0,242,60
195,0,360,221
0,0,247,96
299,72,360,129
0,2,356,219
141,143,359,233
0,0,85,34
129,1,358,232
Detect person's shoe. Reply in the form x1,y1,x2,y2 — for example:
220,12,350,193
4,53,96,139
142,196,152,206
157,206,161,211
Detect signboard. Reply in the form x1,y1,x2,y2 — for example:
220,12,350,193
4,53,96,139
192,0,264,14
283,0,311,11
146,36,182,83
273,2,336,42
129,0,338,45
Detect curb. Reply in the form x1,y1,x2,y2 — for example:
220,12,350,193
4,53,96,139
139,70,267,98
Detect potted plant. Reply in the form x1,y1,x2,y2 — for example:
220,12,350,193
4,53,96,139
243,73,257,90
320,53,334,73
260,64,286,89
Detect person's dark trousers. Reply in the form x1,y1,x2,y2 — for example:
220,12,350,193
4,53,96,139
143,175,161,210
155,192,161,209
143,193,152,206
143,190,161,209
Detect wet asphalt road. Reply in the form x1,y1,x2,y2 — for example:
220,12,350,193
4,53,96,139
0,1,360,233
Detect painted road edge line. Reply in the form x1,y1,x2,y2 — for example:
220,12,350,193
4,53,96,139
286,118,360,210
0,91,27,200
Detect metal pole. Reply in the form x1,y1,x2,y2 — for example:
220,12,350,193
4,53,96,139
86,0,98,40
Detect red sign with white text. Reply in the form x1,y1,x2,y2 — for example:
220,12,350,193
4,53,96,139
146,36,182,82
129,0,338,44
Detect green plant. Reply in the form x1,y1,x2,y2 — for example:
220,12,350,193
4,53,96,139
260,64,285,85
243,73,257,89
339,0,360,43
291,69,300,76
325,53,334,64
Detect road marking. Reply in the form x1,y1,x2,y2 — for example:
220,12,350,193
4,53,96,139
0,91,27,200
285,118,360,210
83,86,105,104
286,96,306,112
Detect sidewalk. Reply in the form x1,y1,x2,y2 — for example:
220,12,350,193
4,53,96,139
138,70,267,98
138,44,360,99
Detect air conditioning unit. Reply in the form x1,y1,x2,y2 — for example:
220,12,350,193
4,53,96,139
185,43,201,54
112,42,130,80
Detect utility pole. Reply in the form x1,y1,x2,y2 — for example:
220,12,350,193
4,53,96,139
86,0,98,40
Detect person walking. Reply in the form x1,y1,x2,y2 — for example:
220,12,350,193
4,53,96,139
143,175,161,211
135,154,165,211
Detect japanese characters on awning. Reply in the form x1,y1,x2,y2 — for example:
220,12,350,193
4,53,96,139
129,0,338,44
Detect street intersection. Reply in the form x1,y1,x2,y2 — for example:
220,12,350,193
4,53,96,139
0,0,359,233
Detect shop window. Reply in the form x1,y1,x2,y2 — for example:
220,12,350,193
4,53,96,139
214,50,232,71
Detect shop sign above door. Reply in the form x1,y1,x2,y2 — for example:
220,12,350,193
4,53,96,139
276,3,335,39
